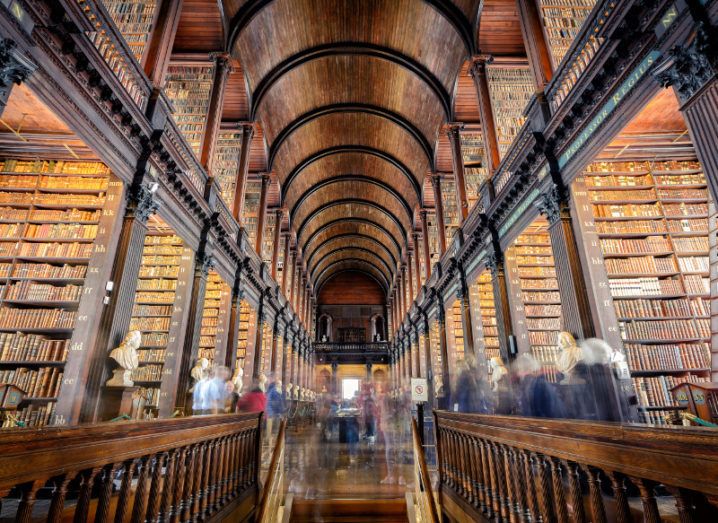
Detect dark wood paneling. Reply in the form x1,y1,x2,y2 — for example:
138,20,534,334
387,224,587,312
318,271,385,305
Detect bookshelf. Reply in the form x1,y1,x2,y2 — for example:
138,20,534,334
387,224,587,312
506,218,562,382
537,0,597,68
163,64,215,156
573,159,713,419
101,0,159,63
470,270,500,365
427,219,440,264
441,175,459,242
449,299,464,369
460,131,489,206
258,321,273,377
0,159,121,428
428,318,443,394
242,179,261,247
198,271,231,366
486,65,533,159
211,130,243,205
262,212,276,264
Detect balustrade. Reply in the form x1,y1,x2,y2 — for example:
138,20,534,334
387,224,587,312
434,411,718,522
0,413,262,522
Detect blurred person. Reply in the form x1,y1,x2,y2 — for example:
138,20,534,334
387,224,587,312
192,367,211,415
237,379,267,413
513,354,566,418
380,387,409,485
266,376,286,446
362,390,378,442
207,365,231,414
454,354,492,413
489,356,513,414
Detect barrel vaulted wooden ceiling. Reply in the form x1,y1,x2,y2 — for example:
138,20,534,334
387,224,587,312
177,0,525,296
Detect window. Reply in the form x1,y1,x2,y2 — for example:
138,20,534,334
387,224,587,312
341,378,360,400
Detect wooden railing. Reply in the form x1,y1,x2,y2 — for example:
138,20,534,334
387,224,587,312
257,419,287,522
412,418,440,523
0,413,263,522
435,411,718,522
313,342,389,352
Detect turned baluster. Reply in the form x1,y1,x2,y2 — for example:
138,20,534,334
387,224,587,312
487,442,503,521
242,430,252,488
444,430,454,490
15,479,45,523
229,434,239,497
220,436,231,503
520,451,539,521
667,486,695,523
471,436,487,512
192,443,208,522
565,461,586,523
479,439,494,518
114,460,137,523
508,448,527,522
499,445,518,523
75,467,102,523
96,463,121,523
607,472,631,523
146,452,167,522
48,472,76,523
131,457,152,523
531,453,555,523
166,448,185,523
456,432,467,498
213,437,226,511
436,428,446,489
202,440,215,517
465,435,479,508
179,446,197,523
632,477,661,523
494,445,511,522
582,465,606,523
549,458,569,523
159,449,178,522
208,439,220,513
482,439,498,519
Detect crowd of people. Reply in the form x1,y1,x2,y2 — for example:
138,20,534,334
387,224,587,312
446,333,637,422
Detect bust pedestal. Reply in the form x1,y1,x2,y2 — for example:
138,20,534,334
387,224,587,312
99,386,140,421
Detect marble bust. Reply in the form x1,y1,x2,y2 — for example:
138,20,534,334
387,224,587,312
106,330,141,387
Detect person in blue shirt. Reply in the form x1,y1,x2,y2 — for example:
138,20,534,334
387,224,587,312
266,375,286,446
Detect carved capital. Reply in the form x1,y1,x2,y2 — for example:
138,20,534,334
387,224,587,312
0,38,34,104
209,52,232,72
444,122,465,140
430,173,442,189
535,184,563,225
654,26,716,104
485,249,503,276
196,251,214,277
469,54,493,77
127,183,160,223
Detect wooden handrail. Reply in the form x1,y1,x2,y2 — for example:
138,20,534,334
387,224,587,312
434,411,718,522
412,418,440,523
0,413,263,522
256,419,287,522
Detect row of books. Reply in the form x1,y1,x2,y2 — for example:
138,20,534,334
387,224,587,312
129,317,171,331
657,188,706,200
605,255,676,275
521,278,558,290
525,304,562,316
4,281,82,302
4,403,55,428
522,291,561,303
601,237,671,254
625,342,710,371
142,245,183,255
591,189,658,202
0,366,63,398
138,265,179,278
613,297,708,319
638,409,675,425
137,348,166,363
673,237,709,252
136,279,177,291
134,291,174,304
609,277,683,297
25,223,98,240
0,308,76,330
0,159,111,175
140,255,181,266
526,318,561,331
518,266,556,278
485,65,533,158
585,160,701,173
596,219,666,234
131,304,173,317
11,242,94,259
0,333,68,362
633,374,706,408
3,263,87,280
131,364,163,382
684,275,709,295
619,320,705,341
141,332,168,347
529,331,559,346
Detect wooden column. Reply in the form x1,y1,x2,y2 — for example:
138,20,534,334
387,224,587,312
537,186,595,339
143,0,184,87
252,295,266,380
0,38,33,116
270,319,280,373
80,183,158,422
287,249,296,306
398,266,406,319
175,251,213,410
414,324,422,377
296,346,304,393
420,210,432,279
231,123,255,222
486,249,515,362
422,314,435,406
412,232,422,291
293,254,301,312
457,270,476,357
407,334,414,379
469,56,501,177
437,301,451,402
271,209,283,280
431,174,447,256
280,323,289,387
281,233,291,294
254,173,271,254
515,0,553,90
225,270,244,369
200,53,231,170
446,123,470,222
407,248,415,305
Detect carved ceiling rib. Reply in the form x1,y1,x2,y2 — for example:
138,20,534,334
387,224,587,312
315,261,390,293
303,218,402,260
311,247,394,281
306,233,398,269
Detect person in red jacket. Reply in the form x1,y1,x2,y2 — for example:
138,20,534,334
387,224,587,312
237,380,267,413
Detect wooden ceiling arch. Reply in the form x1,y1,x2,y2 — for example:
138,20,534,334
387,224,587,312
308,236,397,277
297,201,407,249
303,218,402,261
311,247,394,283
288,175,415,224
267,103,434,169
281,146,422,201
306,233,397,270
315,260,390,294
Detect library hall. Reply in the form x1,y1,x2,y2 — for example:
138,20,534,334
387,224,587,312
1,0,718,521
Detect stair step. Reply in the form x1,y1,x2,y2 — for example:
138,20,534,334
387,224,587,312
289,498,408,522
